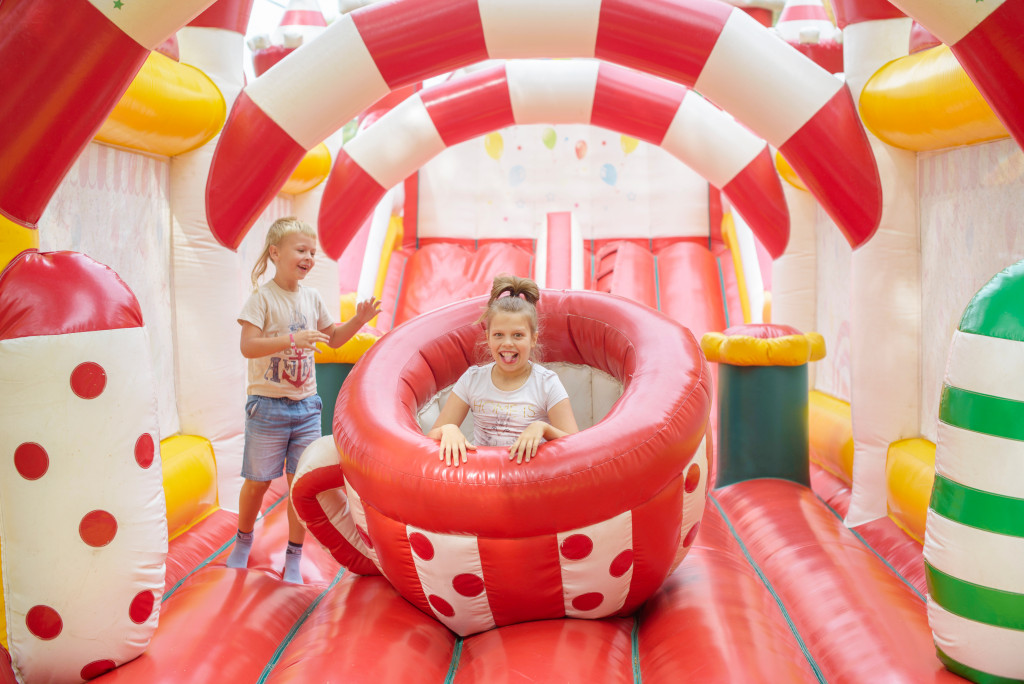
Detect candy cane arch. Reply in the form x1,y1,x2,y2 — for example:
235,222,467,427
206,0,882,253
291,290,713,636
0,0,215,229
320,59,790,260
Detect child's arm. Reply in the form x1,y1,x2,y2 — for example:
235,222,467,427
323,297,381,349
239,321,328,358
428,392,475,467
509,398,579,464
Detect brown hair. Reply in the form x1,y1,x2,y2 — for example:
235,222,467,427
479,274,541,332
250,217,318,290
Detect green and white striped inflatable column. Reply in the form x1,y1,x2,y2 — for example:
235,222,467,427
927,260,1024,683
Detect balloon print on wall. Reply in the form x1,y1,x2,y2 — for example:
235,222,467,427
600,164,617,186
509,165,526,186
541,128,557,150
575,140,587,159
484,132,504,160
621,135,639,155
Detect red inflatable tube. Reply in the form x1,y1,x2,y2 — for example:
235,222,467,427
334,290,710,535
296,290,711,634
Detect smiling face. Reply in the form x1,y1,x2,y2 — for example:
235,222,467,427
487,311,537,381
270,231,317,291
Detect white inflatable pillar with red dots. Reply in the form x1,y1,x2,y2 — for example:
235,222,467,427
0,252,166,683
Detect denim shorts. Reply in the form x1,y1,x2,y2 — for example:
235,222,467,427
242,394,323,481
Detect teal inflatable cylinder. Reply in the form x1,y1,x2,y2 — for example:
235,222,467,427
715,363,810,488
315,362,354,437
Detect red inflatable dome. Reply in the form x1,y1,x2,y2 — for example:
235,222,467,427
293,289,712,635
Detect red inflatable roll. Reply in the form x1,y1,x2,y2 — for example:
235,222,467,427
294,290,712,635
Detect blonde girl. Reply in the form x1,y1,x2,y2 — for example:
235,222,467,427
428,275,578,467
227,217,380,582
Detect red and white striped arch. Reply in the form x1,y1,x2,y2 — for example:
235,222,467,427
206,0,882,253
319,60,789,260
880,0,1024,151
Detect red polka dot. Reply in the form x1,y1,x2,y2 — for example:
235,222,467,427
14,442,48,480
70,362,107,399
409,532,434,560
560,534,594,561
129,590,155,624
609,550,634,578
355,525,374,549
134,434,155,469
452,573,485,597
79,510,117,547
571,592,604,611
684,463,701,493
683,521,701,548
428,594,455,617
81,660,116,680
26,605,62,640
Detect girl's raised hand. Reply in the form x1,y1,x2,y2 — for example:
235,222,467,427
293,328,330,351
439,423,475,467
355,297,382,325
509,421,546,464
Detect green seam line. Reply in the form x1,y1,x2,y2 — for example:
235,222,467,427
930,474,1024,538
256,567,347,684
925,561,1024,631
709,495,827,684
631,614,643,684
715,257,730,328
443,636,464,684
162,493,288,602
813,492,926,602
940,384,1024,442
937,646,1024,684
653,254,661,312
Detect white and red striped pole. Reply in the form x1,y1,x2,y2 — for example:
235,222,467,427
0,0,215,228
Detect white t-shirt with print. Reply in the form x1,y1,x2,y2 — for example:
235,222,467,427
238,280,333,400
452,362,569,447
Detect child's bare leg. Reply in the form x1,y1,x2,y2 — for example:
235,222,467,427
283,473,305,583
227,478,272,569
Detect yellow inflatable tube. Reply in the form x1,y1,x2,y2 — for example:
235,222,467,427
92,52,330,192
808,390,855,485
860,45,1009,151
160,435,219,541
0,215,38,272
721,213,751,324
885,438,935,544
94,51,225,157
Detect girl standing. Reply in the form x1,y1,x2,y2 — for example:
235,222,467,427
228,217,379,582
429,275,578,467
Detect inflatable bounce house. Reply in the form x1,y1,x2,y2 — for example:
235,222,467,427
2,0,1023,681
